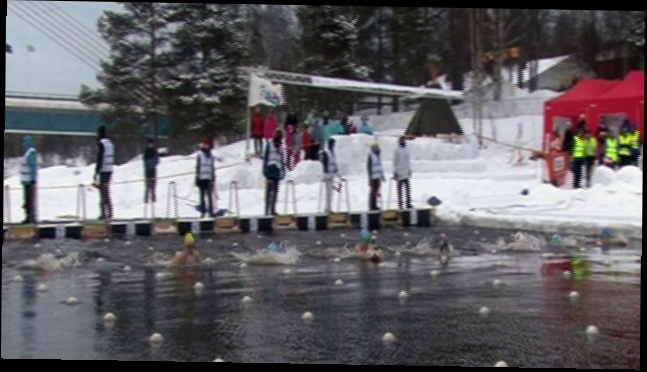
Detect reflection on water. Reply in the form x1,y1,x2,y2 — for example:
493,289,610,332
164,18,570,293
1,226,640,366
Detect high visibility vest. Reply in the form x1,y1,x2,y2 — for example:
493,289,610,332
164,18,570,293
20,148,36,182
99,138,114,173
618,133,632,156
605,138,619,162
583,137,597,157
572,135,585,158
197,151,214,181
368,152,384,180
630,132,640,150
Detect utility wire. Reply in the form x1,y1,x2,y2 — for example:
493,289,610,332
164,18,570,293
8,1,154,110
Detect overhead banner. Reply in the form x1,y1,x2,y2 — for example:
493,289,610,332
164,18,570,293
248,73,284,107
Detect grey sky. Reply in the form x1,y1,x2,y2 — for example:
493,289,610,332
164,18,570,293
6,1,123,96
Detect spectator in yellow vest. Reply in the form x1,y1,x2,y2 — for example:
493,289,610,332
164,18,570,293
602,131,620,170
628,123,642,166
570,126,587,189
618,122,633,168
582,128,598,189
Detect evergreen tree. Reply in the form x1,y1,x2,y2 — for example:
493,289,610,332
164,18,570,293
294,5,368,113
295,5,368,80
163,3,251,140
79,2,173,148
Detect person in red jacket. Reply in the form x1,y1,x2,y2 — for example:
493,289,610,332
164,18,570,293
302,124,312,160
251,106,264,157
263,108,278,154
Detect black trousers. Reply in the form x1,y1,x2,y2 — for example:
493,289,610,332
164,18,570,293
197,179,214,217
22,182,35,224
310,144,320,161
265,179,280,215
144,175,156,204
583,157,595,188
369,178,381,211
253,136,263,156
619,155,633,168
99,172,113,220
571,158,585,189
396,179,412,210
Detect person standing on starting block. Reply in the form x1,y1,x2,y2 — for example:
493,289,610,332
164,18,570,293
393,135,413,210
320,137,340,214
367,142,386,211
172,232,202,267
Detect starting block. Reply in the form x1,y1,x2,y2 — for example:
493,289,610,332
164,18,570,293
273,215,297,230
153,219,178,235
214,216,241,234
380,210,400,226
82,221,110,239
328,212,350,228
6,224,37,240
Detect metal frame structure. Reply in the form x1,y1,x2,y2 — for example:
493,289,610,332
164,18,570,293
237,66,465,155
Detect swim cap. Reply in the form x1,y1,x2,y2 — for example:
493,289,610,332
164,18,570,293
267,243,279,254
551,234,562,244
601,228,612,238
360,229,371,242
184,232,195,245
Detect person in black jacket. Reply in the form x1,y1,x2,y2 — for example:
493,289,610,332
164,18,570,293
143,138,159,204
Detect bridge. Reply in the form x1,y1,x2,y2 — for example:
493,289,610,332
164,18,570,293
4,91,172,137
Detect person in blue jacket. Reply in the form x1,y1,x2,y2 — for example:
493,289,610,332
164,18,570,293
20,136,38,224
358,115,374,135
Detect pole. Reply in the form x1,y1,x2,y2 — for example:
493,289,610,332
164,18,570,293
245,72,252,158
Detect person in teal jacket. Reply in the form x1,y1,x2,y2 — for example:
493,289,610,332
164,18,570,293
20,136,38,224
358,115,374,135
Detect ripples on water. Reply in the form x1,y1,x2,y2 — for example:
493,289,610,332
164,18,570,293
1,226,640,366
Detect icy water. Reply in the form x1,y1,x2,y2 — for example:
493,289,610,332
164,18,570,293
1,226,641,366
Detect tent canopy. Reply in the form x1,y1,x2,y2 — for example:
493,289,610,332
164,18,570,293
543,78,621,137
404,97,463,137
590,71,644,133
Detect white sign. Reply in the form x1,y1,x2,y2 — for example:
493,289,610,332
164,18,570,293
248,73,284,107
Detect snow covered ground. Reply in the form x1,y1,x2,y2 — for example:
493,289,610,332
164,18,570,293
3,112,642,236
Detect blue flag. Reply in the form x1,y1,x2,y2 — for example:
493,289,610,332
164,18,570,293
6,43,13,54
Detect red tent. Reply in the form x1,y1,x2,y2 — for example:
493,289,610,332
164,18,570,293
542,78,620,151
589,70,645,134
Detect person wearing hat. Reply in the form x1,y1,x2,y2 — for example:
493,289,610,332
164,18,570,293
393,135,414,210
367,142,386,211
143,138,159,205
354,228,384,262
196,138,216,218
95,126,115,220
172,232,202,267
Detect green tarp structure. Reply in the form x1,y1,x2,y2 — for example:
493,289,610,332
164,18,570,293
404,97,463,137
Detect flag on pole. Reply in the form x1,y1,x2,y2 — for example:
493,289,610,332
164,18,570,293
248,73,284,107
6,43,13,53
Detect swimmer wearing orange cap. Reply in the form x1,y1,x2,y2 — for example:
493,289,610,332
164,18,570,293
172,232,202,267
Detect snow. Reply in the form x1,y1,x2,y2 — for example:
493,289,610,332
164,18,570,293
3,107,642,236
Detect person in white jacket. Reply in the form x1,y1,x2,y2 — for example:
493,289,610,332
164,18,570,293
320,138,339,214
393,136,413,210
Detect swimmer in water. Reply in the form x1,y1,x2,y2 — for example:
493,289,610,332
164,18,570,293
172,232,202,267
438,233,450,255
355,228,383,262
